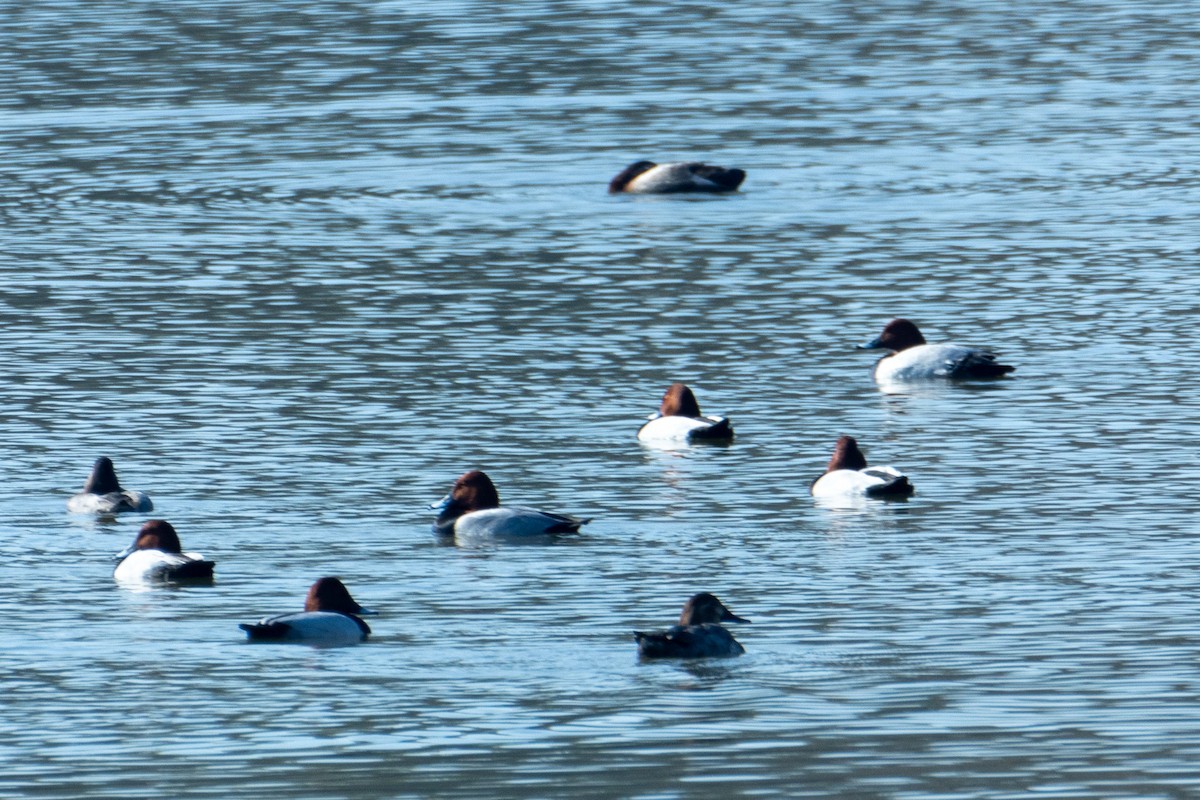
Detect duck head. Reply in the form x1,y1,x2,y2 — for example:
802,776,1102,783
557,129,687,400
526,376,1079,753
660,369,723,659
825,435,869,473
859,318,927,352
679,592,749,625
430,470,501,525
608,160,657,193
306,577,376,616
659,382,704,417
82,456,123,494
115,519,182,561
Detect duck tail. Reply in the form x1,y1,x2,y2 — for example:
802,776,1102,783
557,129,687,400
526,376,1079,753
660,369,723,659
969,362,1015,378
239,621,290,640
866,475,915,498
692,165,746,191
633,630,670,658
690,417,734,441
166,560,215,581
546,516,590,534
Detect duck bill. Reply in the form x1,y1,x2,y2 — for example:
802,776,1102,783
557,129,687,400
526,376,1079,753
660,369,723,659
355,606,379,616
113,543,137,562
428,494,450,512
722,611,750,624
857,337,884,350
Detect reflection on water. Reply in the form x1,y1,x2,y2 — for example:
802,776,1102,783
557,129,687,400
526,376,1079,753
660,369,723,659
3,0,1200,797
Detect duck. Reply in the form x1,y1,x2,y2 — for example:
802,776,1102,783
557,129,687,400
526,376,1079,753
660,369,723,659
239,577,374,645
637,383,734,444
113,519,215,583
859,318,1015,383
430,470,589,539
810,435,914,499
67,456,153,513
608,161,746,194
634,592,749,659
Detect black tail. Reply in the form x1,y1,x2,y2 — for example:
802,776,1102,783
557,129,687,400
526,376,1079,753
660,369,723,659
546,517,590,534
957,352,1015,379
240,621,290,640
693,166,745,191
966,362,1015,378
866,476,914,498
690,417,734,441
165,560,215,581
633,631,671,658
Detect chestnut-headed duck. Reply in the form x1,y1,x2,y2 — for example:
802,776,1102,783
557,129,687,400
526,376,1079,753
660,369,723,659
609,161,746,194
68,456,153,514
113,519,214,583
810,435,914,499
239,577,375,645
430,470,589,539
859,318,1015,383
637,383,734,444
635,593,749,659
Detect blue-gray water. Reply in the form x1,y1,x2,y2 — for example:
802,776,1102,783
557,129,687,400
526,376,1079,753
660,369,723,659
3,1,1200,798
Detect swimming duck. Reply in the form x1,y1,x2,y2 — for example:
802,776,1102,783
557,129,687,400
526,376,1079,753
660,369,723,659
810,435,914,499
67,456,153,513
609,161,746,194
859,318,1015,383
239,577,374,645
431,470,590,539
637,383,734,444
634,592,749,659
113,519,214,583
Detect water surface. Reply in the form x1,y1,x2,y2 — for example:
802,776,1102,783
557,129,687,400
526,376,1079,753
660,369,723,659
3,1,1200,798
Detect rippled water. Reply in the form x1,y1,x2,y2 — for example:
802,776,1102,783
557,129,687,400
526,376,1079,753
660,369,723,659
3,1,1200,797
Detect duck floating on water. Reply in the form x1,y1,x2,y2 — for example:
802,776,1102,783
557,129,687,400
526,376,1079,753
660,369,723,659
240,577,375,645
810,435,914,500
634,592,749,659
431,470,589,540
859,318,1015,383
67,456,153,514
637,383,734,444
113,519,214,583
609,161,746,194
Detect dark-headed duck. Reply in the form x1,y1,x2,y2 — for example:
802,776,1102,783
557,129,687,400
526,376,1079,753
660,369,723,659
113,519,214,583
609,161,746,194
430,470,590,540
810,435,914,500
859,318,1015,383
634,592,749,659
637,383,734,444
239,577,375,645
68,456,153,514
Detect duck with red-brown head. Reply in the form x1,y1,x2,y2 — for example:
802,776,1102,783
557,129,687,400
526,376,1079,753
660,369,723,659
68,456,153,514
113,519,215,583
810,435,914,501
637,383,734,445
634,593,750,659
609,161,746,194
430,469,589,540
239,577,375,645
859,318,1015,384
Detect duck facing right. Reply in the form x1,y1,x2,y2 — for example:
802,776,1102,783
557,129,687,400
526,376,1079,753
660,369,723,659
634,592,749,659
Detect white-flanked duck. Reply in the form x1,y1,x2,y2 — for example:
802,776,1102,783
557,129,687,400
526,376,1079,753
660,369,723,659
113,519,214,583
609,161,746,194
637,383,734,444
859,318,1015,383
634,592,749,659
240,577,375,645
431,470,589,540
810,435,914,500
68,456,153,514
